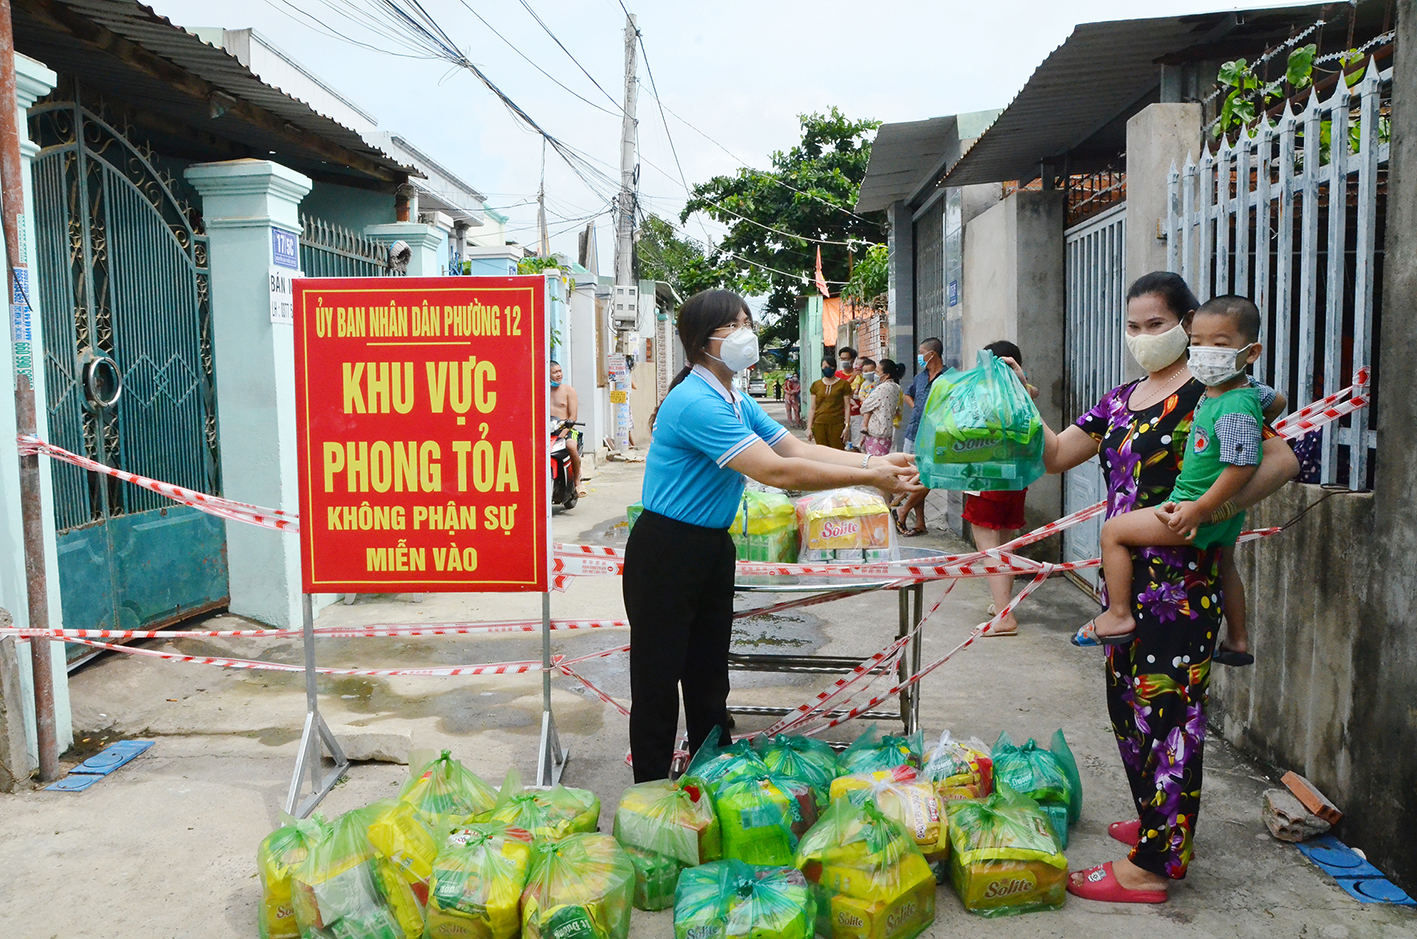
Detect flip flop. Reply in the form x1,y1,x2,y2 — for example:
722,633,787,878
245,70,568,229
1108,819,1141,846
1213,644,1254,667
1071,619,1136,648
1066,862,1168,904
900,528,928,538
892,511,909,535
984,623,1018,637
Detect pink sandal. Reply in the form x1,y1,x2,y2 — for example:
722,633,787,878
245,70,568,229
1067,862,1168,904
1108,819,1141,846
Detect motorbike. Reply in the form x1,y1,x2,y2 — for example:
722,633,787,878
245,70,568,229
549,418,584,510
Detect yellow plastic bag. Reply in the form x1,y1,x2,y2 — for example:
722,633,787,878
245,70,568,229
487,767,600,841
365,800,438,906
921,731,993,802
795,488,894,557
398,750,499,833
291,804,422,939
258,814,330,939
425,821,533,939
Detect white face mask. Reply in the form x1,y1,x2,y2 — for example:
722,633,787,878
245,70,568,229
1187,344,1255,386
1125,320,1190,373
708,326,759,373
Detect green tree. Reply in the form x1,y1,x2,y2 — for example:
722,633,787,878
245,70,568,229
680,108,885,345
635,213,725,298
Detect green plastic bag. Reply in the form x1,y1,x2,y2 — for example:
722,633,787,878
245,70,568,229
915,350,1044,491
398,750,498,832
521,833,635,939
424,821,533,939
486,767,601,841
622,843,680,912
921,731,994,801
753,733,839,810
291,804,423,939
364,800,438,906
837,725,923,776
682,731,770,794
712,770,819,867
674,859,816,939
613,778,722,911
945,784,1067,917
794,799,937,939
258,814,331,939
990,732,1079,846
731,489,799,562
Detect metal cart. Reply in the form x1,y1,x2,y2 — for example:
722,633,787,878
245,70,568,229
728,546,946,735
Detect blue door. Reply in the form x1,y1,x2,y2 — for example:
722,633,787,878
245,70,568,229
29,88,228,664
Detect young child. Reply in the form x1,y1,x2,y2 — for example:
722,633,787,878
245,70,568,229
1076,295,1265,647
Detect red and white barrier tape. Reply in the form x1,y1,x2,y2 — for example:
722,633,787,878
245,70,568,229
1,618,626,642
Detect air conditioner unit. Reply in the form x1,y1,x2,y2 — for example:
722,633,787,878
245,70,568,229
611,284,639,330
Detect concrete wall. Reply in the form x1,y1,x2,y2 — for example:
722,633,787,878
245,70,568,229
300,181,393,233
1348,1,1417,891
886,203,914,368
1211,485,1373,801
1125,103,1201,290
959,190,1066,549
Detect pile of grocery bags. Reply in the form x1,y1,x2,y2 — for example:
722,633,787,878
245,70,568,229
627,486,899,565
258,727,1086,938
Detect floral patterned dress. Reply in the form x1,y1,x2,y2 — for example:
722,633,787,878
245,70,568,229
1077,377,1225,880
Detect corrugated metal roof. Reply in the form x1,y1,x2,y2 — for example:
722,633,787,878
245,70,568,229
856,109,1005,212
942,5,1331,187
14,0,416,186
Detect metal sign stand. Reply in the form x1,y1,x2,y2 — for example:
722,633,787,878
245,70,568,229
536,591,567,786
285,594,349,817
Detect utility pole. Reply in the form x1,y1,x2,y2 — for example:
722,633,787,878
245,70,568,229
0,0,58,782
613,13,638,290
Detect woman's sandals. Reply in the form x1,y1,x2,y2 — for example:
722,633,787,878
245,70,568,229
1071,618,1135,647
1066,862,1168,904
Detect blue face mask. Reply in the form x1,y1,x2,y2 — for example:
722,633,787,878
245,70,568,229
550,380,561,388
917,354,926,369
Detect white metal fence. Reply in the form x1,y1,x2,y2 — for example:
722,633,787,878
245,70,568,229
1062,201,1127,578
1167,61,1389,490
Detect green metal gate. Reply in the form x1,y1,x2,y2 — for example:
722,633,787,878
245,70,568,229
29,89,228,664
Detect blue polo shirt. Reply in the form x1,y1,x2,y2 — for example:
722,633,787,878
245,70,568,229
903,369,942,439
642,365,790,529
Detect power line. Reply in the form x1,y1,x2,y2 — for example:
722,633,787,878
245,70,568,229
513,0,624,113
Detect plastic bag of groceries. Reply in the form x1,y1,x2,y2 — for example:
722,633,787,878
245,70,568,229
712,769,820,867
795,798,937,939
794,488,897,563
674,859,816,939
487,767,600,841
837,725,923,776
990,731,1081,847
921,731,994,802
945,784,1068,917
681,730,771,794
291,803,424,939
732,488,800,563
521,833,635,939
613,778,721,910
258,813,331,939
915,349,1044,492
753,733,840,810
398,750,499,831
830,765,949,860
364,799,439,906
423,821,533,939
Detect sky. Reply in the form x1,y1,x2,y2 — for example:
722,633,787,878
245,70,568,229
148,0,1298,272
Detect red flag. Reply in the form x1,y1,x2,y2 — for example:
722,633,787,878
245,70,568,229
814,246,830,299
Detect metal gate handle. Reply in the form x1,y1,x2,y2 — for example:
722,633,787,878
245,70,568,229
83,354,122,409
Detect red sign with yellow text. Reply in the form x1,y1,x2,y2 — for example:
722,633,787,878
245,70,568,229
294,276,549,592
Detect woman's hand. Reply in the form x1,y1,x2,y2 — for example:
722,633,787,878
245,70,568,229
870,460,924,499
871,452,916,470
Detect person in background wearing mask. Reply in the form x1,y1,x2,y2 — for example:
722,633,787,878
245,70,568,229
836,346,857,379
549,360,584,497
895,338,945,536
847,357,877,450
858,358,901,457
623,290,921,781
808,359,853,451
784,372,802,427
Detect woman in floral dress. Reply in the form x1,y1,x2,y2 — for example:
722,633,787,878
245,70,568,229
1004,272,1299,902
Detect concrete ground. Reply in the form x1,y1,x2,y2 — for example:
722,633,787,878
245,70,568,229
1,400,1412,938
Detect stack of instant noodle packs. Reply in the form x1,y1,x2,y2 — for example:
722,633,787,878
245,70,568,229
257,729,1085,939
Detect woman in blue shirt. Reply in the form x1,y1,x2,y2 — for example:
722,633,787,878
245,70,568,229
624,289,922,781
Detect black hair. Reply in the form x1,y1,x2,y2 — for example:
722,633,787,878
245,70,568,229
893,361,907,381
859,357,876,368
983,340,1022,365
878,358,897,379
1126,271,1200,322
838,347,857,359
920,337,943,357
1195,294,1262,343
657,289,751,422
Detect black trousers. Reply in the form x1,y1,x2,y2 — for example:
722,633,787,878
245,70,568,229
622,509,736,782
